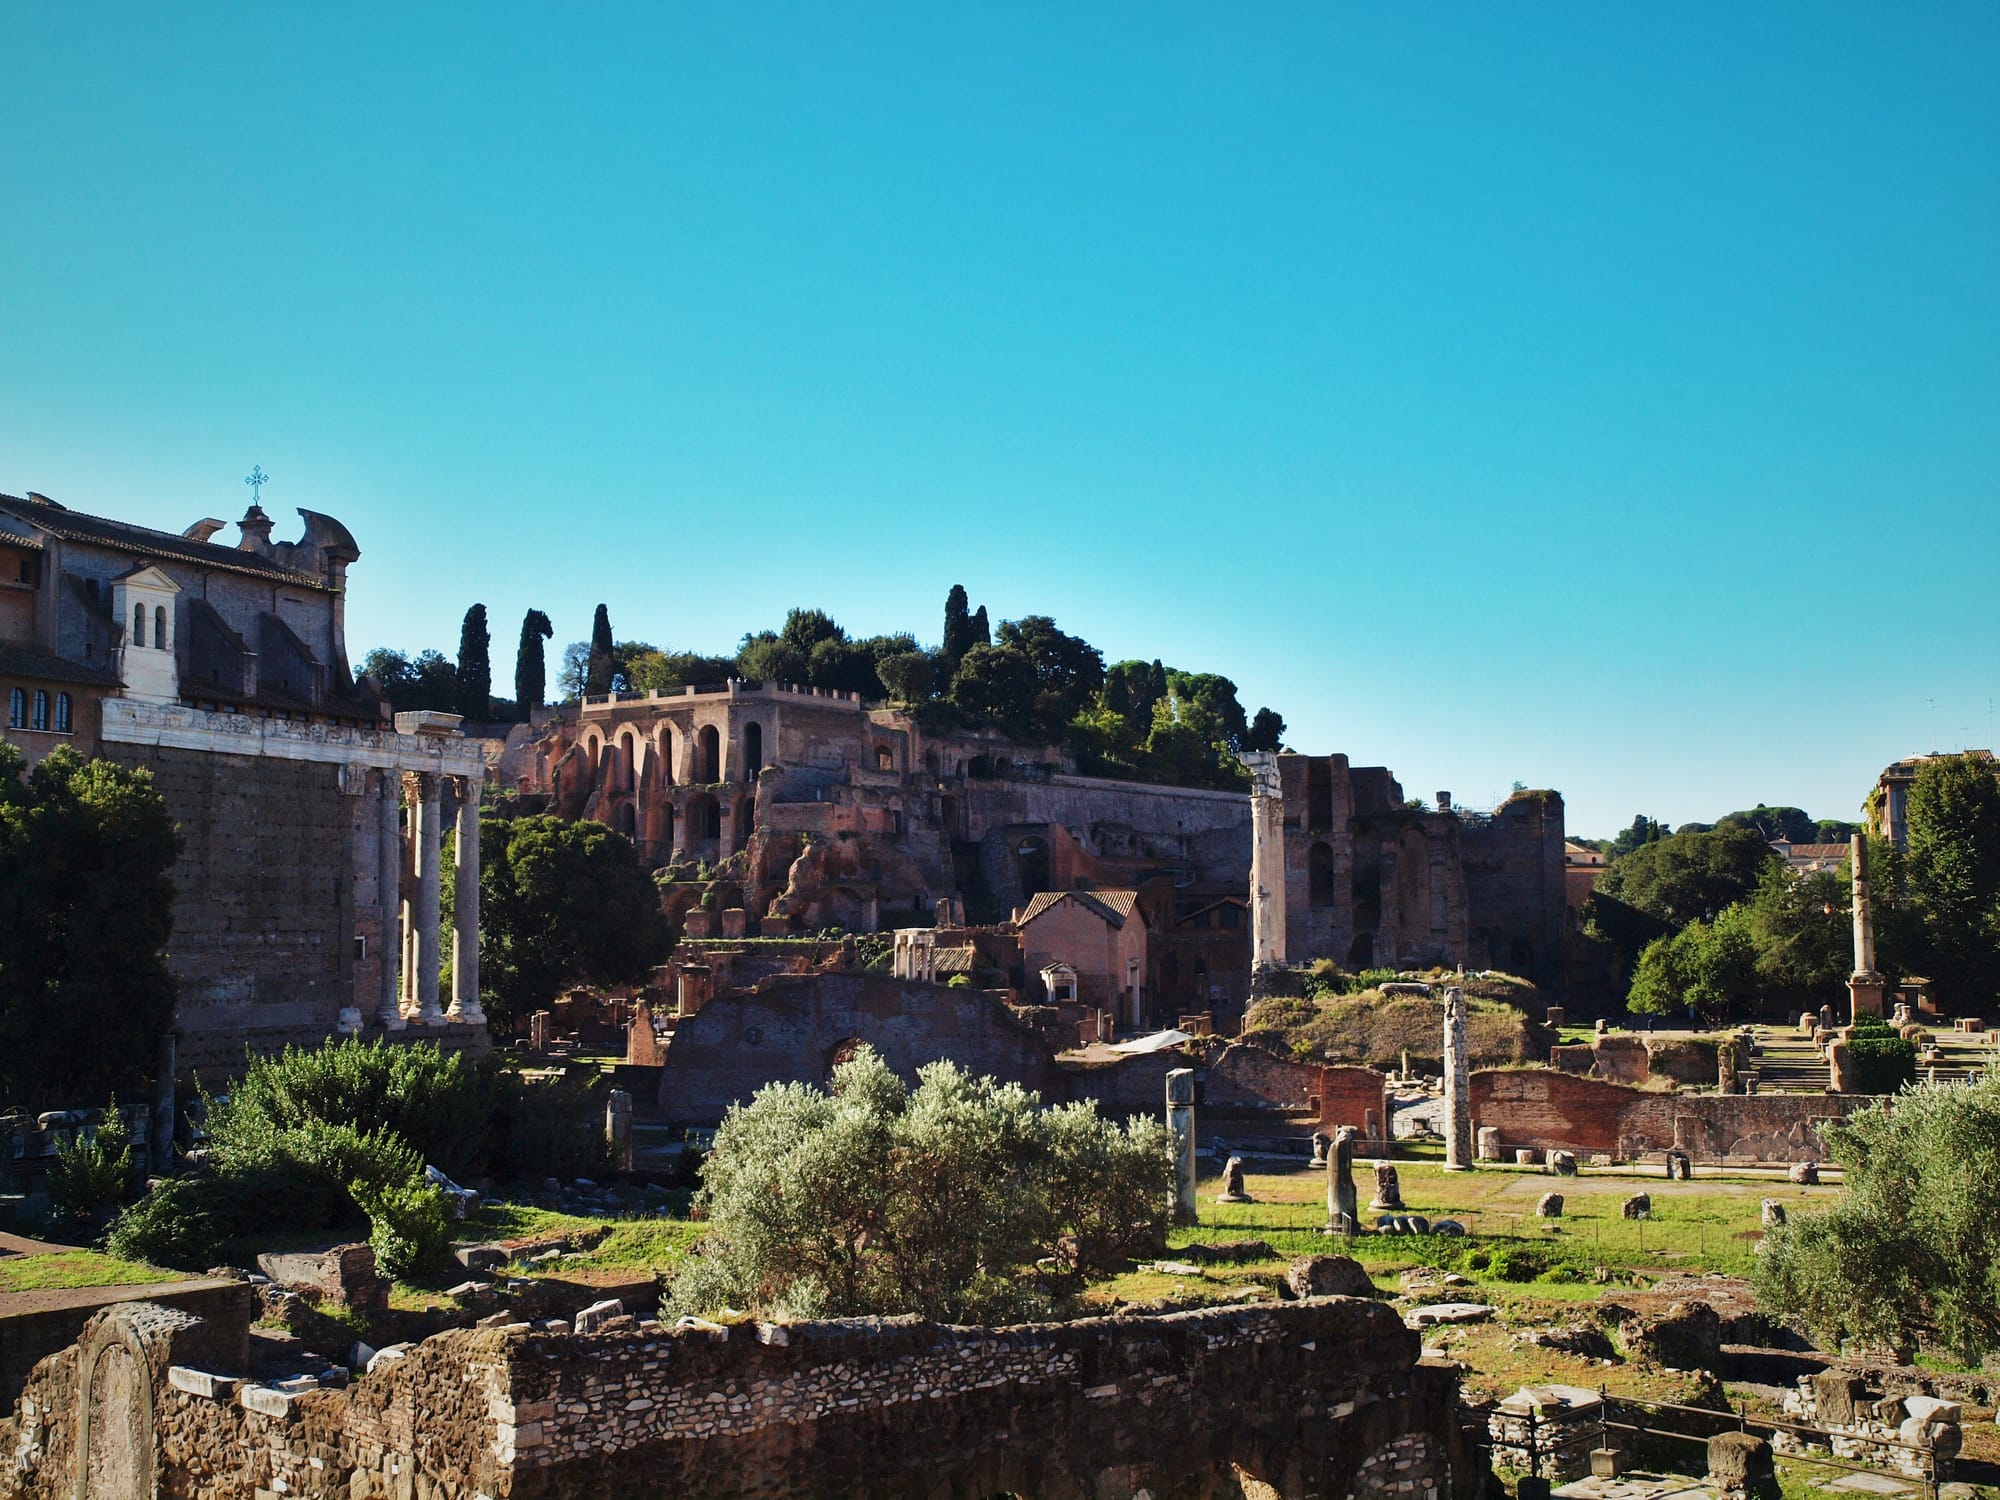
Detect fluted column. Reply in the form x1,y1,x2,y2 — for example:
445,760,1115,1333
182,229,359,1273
450,776,485,1024
411,773,445,1023
377,772,406,1029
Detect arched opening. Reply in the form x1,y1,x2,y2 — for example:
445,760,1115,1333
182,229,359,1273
613,801,637,839
1347,932,1375,968
54,693,71,733
1193,958,1210,1000
735,794,755,845
1308,842,1335,907
924,747,939,776
154,605,167,649
655,726,676,787
132,604,145,648
1015,836,1050,896
685,794,722,843
741,721,763,778
875,745,893,772
698,725,721,783
615,732,639,794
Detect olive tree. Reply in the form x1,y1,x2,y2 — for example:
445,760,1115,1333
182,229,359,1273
669,1047,1173,1323
1754,1073,2000,1365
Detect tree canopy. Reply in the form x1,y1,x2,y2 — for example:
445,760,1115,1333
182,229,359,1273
668,1046,1173,1324
584,604,617,697
1903,753,2000,1008
514,608,552,717
456,604,492,721
1595,822,1776,929
1756,1073,2000,1365
0,746,182,1108
479,813,672,1033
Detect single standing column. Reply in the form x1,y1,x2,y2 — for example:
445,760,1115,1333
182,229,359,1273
377,773,406,1029
1847,833,1886,1021
1443,985,1474,1171
413,773,445,1023
1327,1125,1359,1235
1166,1068,1198,1225
151,1029,177,1174
1244,752,1287,981
450,776,485,1024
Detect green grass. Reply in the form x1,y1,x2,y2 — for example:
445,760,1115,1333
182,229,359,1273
0,1251,184,1294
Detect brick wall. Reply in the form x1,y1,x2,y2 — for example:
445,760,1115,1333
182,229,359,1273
102,744,353,1068
657,972,1066,1123
1469,1069,1876,1162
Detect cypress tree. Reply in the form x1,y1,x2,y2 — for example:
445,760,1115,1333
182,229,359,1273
941,585,972,678
584,604,616,697
515,608,553,718
971,605,990,648
456,604,491,720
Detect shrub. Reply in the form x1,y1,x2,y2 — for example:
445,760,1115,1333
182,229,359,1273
669,1047,1172,1322
489,1065,609,1182
47,1106,134,1223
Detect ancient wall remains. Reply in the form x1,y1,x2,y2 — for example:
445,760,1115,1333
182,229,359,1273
101,744,354,1070
656,972,1066,1123
1469,1070,1876,1162
1,1295,1478,1500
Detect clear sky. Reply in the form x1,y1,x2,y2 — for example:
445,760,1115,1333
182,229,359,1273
4,5,1996,838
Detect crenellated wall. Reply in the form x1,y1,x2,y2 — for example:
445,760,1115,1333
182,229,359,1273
1,1295,1480,1500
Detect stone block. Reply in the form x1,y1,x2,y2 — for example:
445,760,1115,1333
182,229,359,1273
168,1365,235,1400
1621,1193,1650,1220
1283,1255,1376,1300
239,1384,295,1418
1707,1432,1776,1500
1812,1372,1870,1426
1788,1161,1819,1185
573,1298,625,1333
1589,1449,1622,1479
456,1244,508,1271
1536,1193,1563,1217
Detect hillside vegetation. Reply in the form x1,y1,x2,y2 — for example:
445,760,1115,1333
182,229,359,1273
1241,969,1548,1069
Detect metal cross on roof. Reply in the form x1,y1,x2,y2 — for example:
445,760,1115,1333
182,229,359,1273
244,465,269,503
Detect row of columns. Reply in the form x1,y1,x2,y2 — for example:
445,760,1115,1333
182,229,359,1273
374,770,483,1029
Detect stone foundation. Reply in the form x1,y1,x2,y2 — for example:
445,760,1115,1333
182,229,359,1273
1,1296,1479,1500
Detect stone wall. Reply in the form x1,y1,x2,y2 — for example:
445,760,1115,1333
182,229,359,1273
0,1296,1479,1500
1059,1045,1390,1139
100,744,354,1071
0,1280,250,1411
1469,1069,1876,1162
657,972,1067,1123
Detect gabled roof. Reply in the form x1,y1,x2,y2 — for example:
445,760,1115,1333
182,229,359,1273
0,493,333,591
1017,889,1143,931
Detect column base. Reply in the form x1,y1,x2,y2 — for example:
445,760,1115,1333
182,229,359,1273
335,1007,364,1036
447,1003,488,1027
377,1011,409,1032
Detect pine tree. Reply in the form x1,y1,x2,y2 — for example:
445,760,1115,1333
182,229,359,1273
515,609,553,718
456,604,491,720
941,585,973,678
584,605,616,697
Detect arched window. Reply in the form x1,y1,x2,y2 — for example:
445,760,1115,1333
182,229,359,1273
698,725,720,782
31,691,48,731
54,693,71,733
132,605,146,648
7,688,23,729
875,746,893,772
154,605,167,648
656,726,676,787
741,722,763,778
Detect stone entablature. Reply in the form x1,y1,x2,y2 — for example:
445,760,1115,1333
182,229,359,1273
99,697,487,1049
0,1295,1477,1500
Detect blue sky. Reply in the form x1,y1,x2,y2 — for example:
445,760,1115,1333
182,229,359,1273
3,4,1995,838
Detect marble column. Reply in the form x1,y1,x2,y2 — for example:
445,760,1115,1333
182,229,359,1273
1443,985,1473,1171
1166,1068,1198,1225
1244,752,1287,980
450,776,485,1024
377,772,406,1029
411,773,445,1023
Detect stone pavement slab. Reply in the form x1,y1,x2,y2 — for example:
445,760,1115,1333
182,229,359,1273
1554,1471,1713,1500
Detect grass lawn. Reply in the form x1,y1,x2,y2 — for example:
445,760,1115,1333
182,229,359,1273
0,1250,185,1294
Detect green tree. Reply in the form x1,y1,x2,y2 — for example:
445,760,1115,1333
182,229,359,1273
1755,1074,2000,1365
1245,706,1286,753
736,632,810,686
456,603,492,720
584,604,616,697
875,650,934,705
669,1047,1173,1323
941,584,975,680
480,814,672,1034
514,608,553,717
1609,815,1671,859
970,605,991,647
1596,823,1776,929
1102,659,1168,739
358,647,459,713
1741,864,1851,1008
0,746,181,1108
1903,753,2000,1009
1624,906,1758,1017
947,643,1043,737
994,615,1105,738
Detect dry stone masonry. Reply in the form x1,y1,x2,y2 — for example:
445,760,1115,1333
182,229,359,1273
0,1293,1478,1500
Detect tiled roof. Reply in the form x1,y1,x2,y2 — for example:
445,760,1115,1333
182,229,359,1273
933,945,979,975
1785,844,1850,861
0,642,119,687
0,494,332,591
1017,889,1142,930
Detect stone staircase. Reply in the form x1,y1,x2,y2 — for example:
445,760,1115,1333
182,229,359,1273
1745,1034,1830,1093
